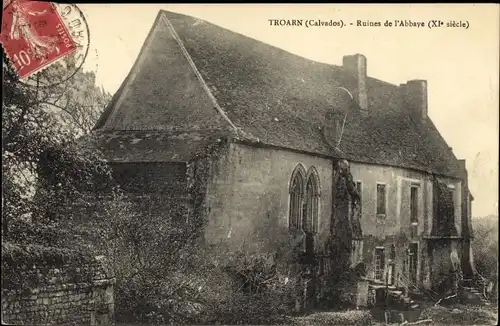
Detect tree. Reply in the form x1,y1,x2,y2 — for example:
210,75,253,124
2,53,300,325
2,54,113,246
472,216,498,285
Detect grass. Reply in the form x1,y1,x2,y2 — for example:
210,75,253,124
291,309,373,326
419,304,498,325
116,303,498,325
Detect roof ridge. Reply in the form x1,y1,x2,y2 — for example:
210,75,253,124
159,10,351,72
93,10,462,178
159,12,249,140
159,10,402,91
101,13,163,130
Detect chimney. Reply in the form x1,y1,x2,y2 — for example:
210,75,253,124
342,54,368,112
403,80,428,122
458,159,468,180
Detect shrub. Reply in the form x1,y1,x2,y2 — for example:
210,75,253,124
420,304,498,325
472,217,498,281
112,245,298,325
292,310,373,326
1,241,96,294
98,203,301,325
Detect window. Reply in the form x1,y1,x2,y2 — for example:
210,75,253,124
289,166,305,229
303,177,315,232
356,181,363,215
376,184,386,215
410,186,419,223
374,248,385,281
449,188,456,211
303,167,320,233
289,164,320,234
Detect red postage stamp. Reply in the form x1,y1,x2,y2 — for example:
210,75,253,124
0,0,78,80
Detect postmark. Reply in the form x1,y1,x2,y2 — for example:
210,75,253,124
0,0,90,87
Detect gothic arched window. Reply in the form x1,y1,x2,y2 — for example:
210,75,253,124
289,165,305,229
304,167,321,234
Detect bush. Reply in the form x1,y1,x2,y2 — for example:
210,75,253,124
112,246,299,325
292,310,373,326
98,202,301,325
213,249,298,325
1,241,95,293
472,217,498,281
421,304,498,325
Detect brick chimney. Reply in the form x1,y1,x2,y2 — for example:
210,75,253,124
402,80,428,122
458,159,467,178
342,54,368,112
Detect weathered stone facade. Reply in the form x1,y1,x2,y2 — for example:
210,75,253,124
349,162,464,295
204,141,334,254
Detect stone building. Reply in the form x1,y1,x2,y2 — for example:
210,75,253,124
91,10,476,306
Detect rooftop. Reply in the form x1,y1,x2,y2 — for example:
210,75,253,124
93,10,462,178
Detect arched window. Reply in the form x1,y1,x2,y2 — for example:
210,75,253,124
303,167,321,234
289,165,305,229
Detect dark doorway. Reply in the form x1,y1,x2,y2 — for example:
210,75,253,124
408,243,418,284
388,245,396,285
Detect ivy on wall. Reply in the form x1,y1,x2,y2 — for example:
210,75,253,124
1,242,98,294
321,159,364,308
432,177,458,237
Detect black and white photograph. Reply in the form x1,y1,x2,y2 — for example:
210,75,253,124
1,3,498,325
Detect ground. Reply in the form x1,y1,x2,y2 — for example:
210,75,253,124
290,303,498,326
114,302,498,325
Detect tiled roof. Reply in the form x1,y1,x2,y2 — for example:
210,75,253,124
93,10,461,178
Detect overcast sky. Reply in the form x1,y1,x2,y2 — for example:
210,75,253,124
78,4,499,217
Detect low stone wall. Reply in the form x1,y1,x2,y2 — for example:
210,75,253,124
2,278,114,325
2,244,115,325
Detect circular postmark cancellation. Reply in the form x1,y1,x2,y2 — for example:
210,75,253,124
0,0,90,87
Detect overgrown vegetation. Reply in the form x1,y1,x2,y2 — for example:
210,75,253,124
86,199,302,324
2,57,114,292
2,56,304,325
421,304,498,325
2,56,113,244
472,216,498,280
291,310,373,326
1,241,96,293
472,215,498,301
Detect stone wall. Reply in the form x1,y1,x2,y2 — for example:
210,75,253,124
2,252,115,325
349,162,462,290
204,141,334,255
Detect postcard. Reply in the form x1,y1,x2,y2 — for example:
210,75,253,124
1,3,498,326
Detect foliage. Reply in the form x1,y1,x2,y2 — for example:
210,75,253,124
91,199,301,324
1,53,117,298
1,241,96,293
472,216,498,282
320,268,359,309
2,55,113,243
291,310,373,326
420,304,498,325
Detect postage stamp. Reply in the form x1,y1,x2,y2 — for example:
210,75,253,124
1,0,90,87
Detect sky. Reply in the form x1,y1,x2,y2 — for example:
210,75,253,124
77,4,499,217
